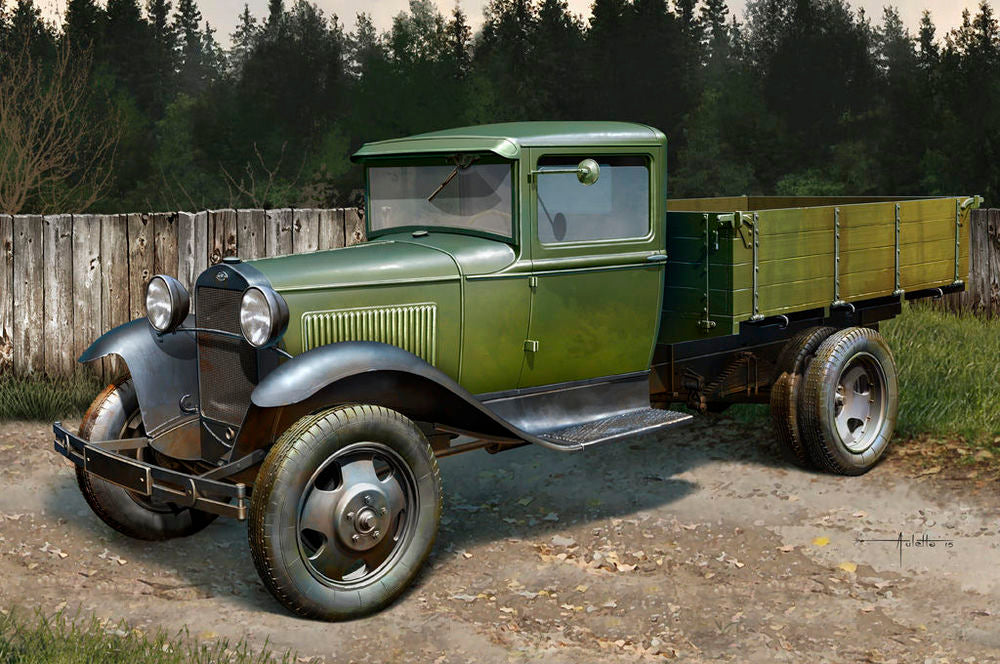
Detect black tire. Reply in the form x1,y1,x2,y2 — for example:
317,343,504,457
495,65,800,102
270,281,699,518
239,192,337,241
799,327,899,475
248,405,441,621
769,326,836,468
76,377,218,540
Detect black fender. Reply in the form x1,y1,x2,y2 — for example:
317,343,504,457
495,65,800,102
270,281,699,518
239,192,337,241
79,317,199,436
234,341,554,460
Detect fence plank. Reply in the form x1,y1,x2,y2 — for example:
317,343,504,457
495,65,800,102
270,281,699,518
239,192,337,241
12,215,43,374
43,215,74,376
969,210,987,314
293,208,320,254
71,215,102,376
318,209,345,250
101,215,129,378
238,209,266,260
127,213,153,322
265,208,293,257
176,211,208,292
0,215,12,372
345,208,365,246
210,209,237,265
990,210,1000,317
153,212,179,279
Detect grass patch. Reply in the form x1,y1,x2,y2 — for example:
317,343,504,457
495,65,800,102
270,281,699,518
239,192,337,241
882,303,1000,444
0,372,104,422
0,609,292,664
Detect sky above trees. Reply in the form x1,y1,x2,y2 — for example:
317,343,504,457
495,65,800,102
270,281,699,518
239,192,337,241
14,0,984,43
188,0,984,38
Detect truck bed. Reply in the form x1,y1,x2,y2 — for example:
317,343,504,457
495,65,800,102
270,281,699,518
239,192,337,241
659,195,979,344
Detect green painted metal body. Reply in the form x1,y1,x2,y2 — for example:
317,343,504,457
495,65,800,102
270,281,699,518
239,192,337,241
661,196,977,343
247,122,976,396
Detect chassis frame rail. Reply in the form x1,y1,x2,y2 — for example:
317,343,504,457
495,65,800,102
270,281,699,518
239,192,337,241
53,422,249,520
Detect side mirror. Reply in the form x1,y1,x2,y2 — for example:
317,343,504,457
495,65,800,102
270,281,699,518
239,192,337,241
575,159,600,186
531,159,601,186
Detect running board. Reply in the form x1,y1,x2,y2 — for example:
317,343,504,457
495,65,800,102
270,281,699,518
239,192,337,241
538,408,693,450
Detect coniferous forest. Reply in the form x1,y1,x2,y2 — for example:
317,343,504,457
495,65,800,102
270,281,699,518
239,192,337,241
0,0,997,215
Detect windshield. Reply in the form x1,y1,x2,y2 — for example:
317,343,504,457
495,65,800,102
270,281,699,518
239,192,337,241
368,161,513,238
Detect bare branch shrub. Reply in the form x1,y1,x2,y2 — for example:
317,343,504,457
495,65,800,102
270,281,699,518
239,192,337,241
0,38,123,214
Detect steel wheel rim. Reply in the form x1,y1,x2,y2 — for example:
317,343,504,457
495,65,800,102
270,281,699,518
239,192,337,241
295,442,418,589
833,352,887,454
118,408,175,513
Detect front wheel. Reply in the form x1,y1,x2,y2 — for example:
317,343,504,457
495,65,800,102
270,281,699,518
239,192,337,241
798,327,899,475
76,377,218,540
248,405,441,620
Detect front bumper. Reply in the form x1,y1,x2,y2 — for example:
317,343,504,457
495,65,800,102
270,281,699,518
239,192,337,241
53,422,249,520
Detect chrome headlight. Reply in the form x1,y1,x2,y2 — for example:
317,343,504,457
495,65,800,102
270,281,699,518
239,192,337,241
239,286,289,348
145,275,190,333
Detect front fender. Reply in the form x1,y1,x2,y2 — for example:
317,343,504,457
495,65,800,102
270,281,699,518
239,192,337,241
236,342,552,460
79,318,198,436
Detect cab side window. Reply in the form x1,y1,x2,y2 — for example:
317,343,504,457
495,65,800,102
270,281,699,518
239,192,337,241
536,155,650,244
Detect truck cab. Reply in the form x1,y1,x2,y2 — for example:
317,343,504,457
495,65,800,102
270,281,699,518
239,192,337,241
348,121,668,393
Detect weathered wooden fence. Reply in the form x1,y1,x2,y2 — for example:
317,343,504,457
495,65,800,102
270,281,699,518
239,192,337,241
0,208,365,377
937,208,999,315
0,206,994,379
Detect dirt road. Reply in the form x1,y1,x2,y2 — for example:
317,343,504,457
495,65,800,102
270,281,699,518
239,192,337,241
0,416,997,663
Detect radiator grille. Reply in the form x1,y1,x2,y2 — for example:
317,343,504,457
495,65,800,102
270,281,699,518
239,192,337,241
197,287,258,426
302,303,437,364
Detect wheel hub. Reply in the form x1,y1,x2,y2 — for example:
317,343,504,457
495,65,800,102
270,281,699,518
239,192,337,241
336,486,391,551
833,353,886,454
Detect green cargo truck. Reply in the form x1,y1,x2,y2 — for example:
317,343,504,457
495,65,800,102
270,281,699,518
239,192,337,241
54,122,981,620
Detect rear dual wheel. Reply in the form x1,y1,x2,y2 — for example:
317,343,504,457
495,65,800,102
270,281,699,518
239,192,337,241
770,326,898,475
248,405,441,621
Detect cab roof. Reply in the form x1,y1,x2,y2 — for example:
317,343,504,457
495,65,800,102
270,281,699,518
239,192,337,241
351,122,666,161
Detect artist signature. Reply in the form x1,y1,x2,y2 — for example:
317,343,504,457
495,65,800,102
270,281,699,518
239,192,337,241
855,533,955,567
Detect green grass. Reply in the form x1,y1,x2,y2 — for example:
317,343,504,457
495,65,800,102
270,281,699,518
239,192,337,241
882,303,1000,443
0,610,292,664
0,372,104,422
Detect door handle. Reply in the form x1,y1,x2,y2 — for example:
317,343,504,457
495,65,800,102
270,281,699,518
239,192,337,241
646,254,668,263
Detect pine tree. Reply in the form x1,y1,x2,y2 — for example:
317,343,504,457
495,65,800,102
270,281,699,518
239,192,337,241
674,0,701,46
446,4,472,78
917,10,939,69
103,0,149,94
700,0,729,62
174,0,205,93
8,0,47,49
146,0,175,113
266,0,284,33
64,0,102,49
230,4,259,75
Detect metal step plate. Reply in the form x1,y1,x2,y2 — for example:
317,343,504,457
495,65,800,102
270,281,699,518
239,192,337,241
540,408,693,449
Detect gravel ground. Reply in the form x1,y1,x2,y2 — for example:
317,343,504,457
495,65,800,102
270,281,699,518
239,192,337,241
0,416,998,663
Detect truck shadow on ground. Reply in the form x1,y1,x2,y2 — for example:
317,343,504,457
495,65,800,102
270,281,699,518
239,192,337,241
43,415,787,618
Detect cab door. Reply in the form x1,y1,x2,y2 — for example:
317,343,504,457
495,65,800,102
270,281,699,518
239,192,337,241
518,148,665,389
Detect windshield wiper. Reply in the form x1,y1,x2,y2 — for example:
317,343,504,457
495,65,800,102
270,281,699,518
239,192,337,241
427,155,479,202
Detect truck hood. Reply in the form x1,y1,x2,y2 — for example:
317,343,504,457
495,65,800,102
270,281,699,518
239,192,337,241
246,233,516,292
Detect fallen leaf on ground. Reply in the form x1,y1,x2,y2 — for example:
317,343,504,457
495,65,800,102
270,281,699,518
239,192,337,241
812,536,830,547
917,466,942,476
550,535,575,547
838,561,857,573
